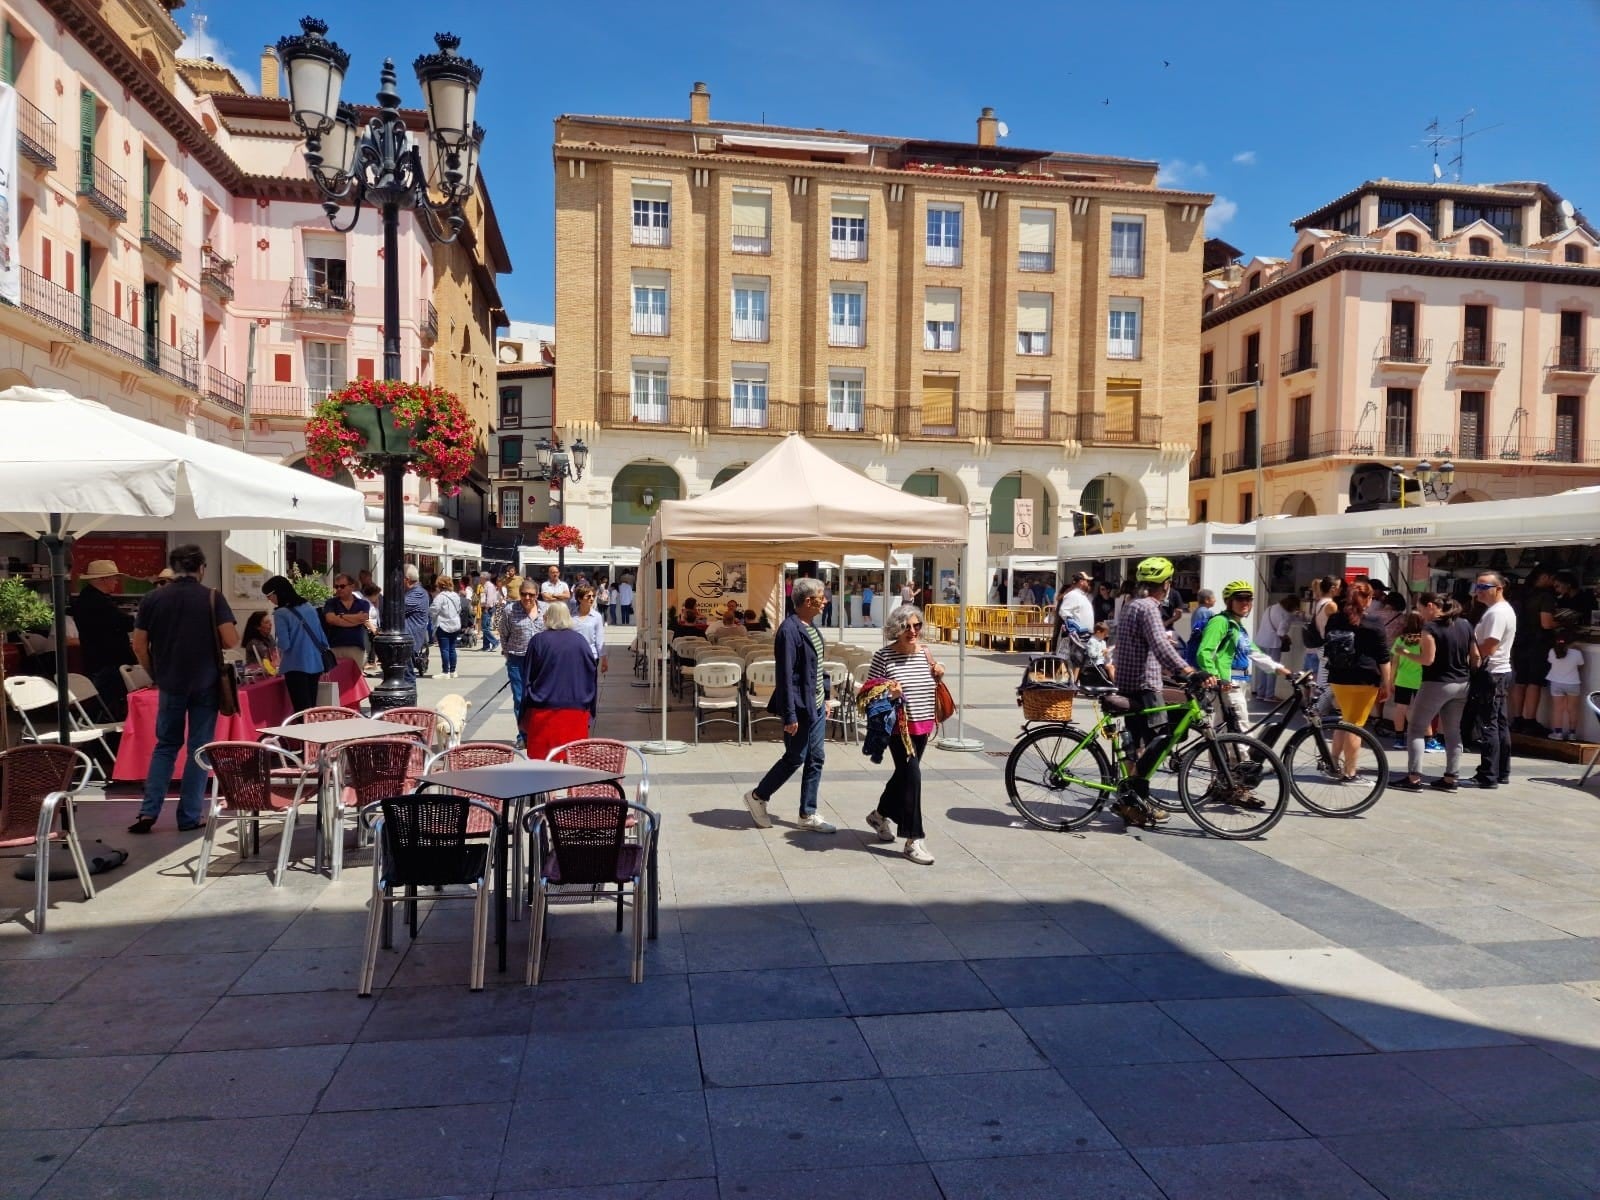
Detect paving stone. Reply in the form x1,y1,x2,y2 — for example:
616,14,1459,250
529,974,693,1031
687,967,849,1024
521,1025,702,1097
320,1034,522,1110
889,1068,1117,1160
1306,995,1524,1052
1012,1003,1214,1068
703,1079,919,1174
1323,1128,1594,1200
1357,942,1545,989
937,919,1091,959
356,982,535,1042
932,1150,1166,1199
71,951,259,1002
230,945,397,994
711,1163,941,1200
109,1044,346,1122
1234,1054,1482,1136
855,1009,1047,1076
177,989,373,1051
1102,951,1285,1000
1479,937,1600,983
830,960,999,1015
0,993,205,1058
122,910,301,956
0,1127,86,1198
36,1116,300,1200
681,928,823,972
1394,1044,1600,1124
538,930,688,980
1503,1120,1600,1193
0,957,113,1004
1064,1062,1304,1147
1156,996,1374,1059
698,1017,878,1087
1408,905,1576,943
970,955,1144,1008
268,1102,510,1199
496,1182,716,1200
1132,1138,1383,1199
0,1055,158,1129
498,1090,713,1190
812,923,961,966
1439,982,1600,1050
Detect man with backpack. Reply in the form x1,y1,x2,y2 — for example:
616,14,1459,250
1194,581,1292,731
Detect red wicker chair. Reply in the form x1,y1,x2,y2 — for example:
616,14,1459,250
377,706,461,752
327,735,426,880
191,742,311,886
0,745,95,933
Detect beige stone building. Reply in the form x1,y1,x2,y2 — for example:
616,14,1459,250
551,83,1210,596
1193,180,1600,523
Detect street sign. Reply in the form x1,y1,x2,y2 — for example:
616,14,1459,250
1013,499,1034,549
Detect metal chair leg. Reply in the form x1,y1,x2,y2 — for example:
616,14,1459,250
274,805,297,887
194,807,219,886
631,866,646,984
525,881,547,986
469,878,489,992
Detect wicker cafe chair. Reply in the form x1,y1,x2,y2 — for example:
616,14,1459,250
191,742,310,887
378,706,461,752
263,705,362,788
357,794,499,996
524,783,657,985
327,735,426,880
0,745,95,933
546,737,656,934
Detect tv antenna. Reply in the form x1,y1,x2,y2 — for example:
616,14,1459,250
1422,110,1502,182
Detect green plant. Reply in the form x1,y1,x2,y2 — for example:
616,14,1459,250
288,563,332,606
304,378,477,494
0,576,54,744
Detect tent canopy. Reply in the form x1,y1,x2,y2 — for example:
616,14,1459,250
640,434,968,563
1255,487,1600,554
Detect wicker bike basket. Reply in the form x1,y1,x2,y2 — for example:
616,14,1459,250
1020,685,1078,722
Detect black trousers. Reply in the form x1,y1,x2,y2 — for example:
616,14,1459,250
876,732,928,839
1477,670,1513,784
284,669,320,713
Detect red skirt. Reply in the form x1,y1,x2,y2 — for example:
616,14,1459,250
521,707,591,761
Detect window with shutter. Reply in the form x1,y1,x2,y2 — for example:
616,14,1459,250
1014,380,1049,438
828,369,864,431
79,88,96,193
1018,209,1054,271
1104,380,1139,439
923,288,959,351
731,189,771,254
922,375,956,431
2,24,15,86
1016,294,1050,355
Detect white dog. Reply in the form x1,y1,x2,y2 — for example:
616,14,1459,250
434,693,471,744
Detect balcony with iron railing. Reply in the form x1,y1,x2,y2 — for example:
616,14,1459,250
200,249,234,301
829,236,867,262
1189,453,1215,480
206,365,244,412
731,316,768,342
286,276,354,315
1431,431,1600,465
1448,339,1505,370
1222,446,1258,473
601,391,704,430
16,93,56,168
17,267,78,334
420,299,438,343
828,321,865,348
1260,428,1379,467
141,201,182,262
1109,254,1143,278
925,243,961,268
631,310,668,337
1076,412,1162,447
806,403,887,437
1280,345,1318,375
1198,381,1217,403
1375,333,1431,366
896,405,983,440
77,153,127,221
1018,250,1054,273
730,225,771,255
705,397,800,435
631,223,670,248
246,384,310,416
988,409,1072,442
1226,365,1261,392
1546,345,1600,375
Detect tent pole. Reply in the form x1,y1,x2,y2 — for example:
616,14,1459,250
884,545,893,642
44,514,73,759
641,540,687,755
938,547,982,752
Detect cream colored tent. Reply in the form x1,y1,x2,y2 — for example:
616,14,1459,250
636,434,974,750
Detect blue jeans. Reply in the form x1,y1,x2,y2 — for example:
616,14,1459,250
437,629,460,674
506,654,526,717
482,609,499,650
755,711,826,817
141,686,220,826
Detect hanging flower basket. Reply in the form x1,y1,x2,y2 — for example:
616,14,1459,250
304,379,478,494
537,523,585,552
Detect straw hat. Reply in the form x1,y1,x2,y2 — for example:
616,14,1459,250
81,559,121,580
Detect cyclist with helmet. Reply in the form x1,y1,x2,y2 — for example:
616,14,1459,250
1111,557,1210,822
1195,581,1293,732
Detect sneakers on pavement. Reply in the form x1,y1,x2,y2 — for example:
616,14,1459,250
865,810,896,843
904,839,934,865
1425,738,1445,753
795,813,836,833
743,790,773,829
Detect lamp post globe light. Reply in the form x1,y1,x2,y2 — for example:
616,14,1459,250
277,17,484,711
532,436,588,572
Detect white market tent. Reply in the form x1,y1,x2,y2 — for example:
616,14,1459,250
1255,487,1600,554
637,434,970,749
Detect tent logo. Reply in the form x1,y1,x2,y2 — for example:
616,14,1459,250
686,560,725,599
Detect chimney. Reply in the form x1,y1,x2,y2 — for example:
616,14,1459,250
689,81,710,125
977,107,998,147
260,46,279,98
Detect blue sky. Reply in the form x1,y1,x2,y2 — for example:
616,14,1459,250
187,0,1600,323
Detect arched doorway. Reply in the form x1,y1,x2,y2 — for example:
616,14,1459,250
1281,490,1317,518
612,460,682,546
899,467,966,505
1078,473,1147,532
0,368,33,390
711,463,748,489
988,469,1056,550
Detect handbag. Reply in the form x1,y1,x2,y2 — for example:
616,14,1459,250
925,650,956,723
286,604,338,674
211,589,239,717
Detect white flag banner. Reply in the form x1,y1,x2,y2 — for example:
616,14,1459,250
0,84,17,306
1012,498,1034,550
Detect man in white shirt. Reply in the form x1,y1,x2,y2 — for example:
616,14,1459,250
1472,572,1517,788
1055,571,1095,656
617,576,635,625
477,572,501,651
540,565,572,604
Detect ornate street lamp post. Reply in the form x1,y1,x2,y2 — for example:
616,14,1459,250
1394,456,1456,507
277,18,484,710
531,436,589,572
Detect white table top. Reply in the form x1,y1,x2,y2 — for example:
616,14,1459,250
417,760,621,800
255,717,413,745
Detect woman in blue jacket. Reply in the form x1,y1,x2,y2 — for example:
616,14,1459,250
263,575,333,712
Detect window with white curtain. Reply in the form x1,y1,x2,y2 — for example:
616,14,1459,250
305,339,346,404
926,204,962,266
630,359,669,422
731,363,769,428
631,269,668,336
631,181,671,247
1017,293,1051,355
924,287,959,351
828,368,865,431
1110,216,1144,277
731,278,768,341
1108,298,1142,360
731,188,772,254
829,284,865,346
830,195,869,260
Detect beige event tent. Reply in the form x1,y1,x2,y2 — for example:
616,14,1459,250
637,434,974,752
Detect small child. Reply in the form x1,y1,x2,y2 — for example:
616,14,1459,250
1390,613,1425,750
1546,633,1584,740
1087,622,1113,680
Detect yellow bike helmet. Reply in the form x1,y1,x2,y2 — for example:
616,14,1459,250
1221,579,1254,600
1135,556,1175,584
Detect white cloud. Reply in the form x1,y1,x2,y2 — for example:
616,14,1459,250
1155,158,1207,188
178,14,257,93
1206,196,1239,233
1232,150,1257,166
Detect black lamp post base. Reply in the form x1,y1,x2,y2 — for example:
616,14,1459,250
367,630,417,712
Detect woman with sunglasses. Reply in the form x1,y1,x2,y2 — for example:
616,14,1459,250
865,605,944,865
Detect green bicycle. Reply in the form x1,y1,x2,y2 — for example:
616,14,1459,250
1004,674,1291,839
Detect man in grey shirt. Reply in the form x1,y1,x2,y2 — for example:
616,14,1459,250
1471,572,1516,788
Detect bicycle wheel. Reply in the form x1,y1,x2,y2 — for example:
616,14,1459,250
1281,721,1389,817
1176,732,1290,839
1005,724,1115,831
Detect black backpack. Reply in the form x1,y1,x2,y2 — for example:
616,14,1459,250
1323,626,1358,669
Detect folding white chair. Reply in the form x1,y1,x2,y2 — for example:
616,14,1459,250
119,663,153,693
66,674,124,735
693,661,744,744
1579,690,1600,787
821,662,852,742
2,676,113,783
743,660,781,739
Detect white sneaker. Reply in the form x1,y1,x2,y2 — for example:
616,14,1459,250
743,790,772,829
865,810,896,843
795,813,837,834
904,839,934,865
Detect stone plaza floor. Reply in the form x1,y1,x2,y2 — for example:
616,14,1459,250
2,626,1598,1198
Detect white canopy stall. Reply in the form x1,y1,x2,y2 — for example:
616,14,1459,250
638,434,970,751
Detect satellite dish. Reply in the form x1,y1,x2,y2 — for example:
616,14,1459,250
1560,198,1577,229
1432,162,1442,180
996,121,1010,139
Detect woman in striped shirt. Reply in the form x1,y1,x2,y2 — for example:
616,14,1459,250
866,604,945,865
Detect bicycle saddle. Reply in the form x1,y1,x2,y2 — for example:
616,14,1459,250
1090,690,1132,713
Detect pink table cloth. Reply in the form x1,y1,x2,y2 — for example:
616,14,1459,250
112,659,372,782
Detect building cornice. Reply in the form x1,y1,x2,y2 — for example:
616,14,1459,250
1202,252,1600,330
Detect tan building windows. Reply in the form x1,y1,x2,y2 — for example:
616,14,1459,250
630,358,669,423
731,277,768,342
498,488,522,528
1014,380,1050,439
631,181,671,247
926,204,962,267
1017,293,1051,355
731,188,771,255
1108,298,1141,360
1110,216,1144,277
731,363,769,428
830,196,868,261
631,269,668,336
305,339,346,404
922,374,958,433
829,283,865,347
924,288,960,351
827,368,865,432
1018,209,1055,272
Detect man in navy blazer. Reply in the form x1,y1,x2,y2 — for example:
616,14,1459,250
745,577,835,832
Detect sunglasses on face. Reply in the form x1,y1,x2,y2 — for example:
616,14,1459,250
905,622,922,631
1473,582,1498,591
521,592,537,599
